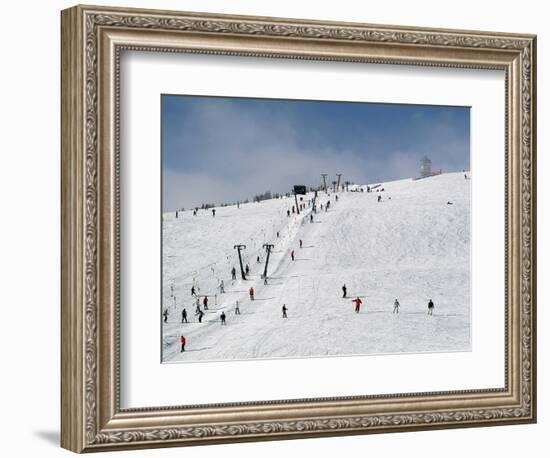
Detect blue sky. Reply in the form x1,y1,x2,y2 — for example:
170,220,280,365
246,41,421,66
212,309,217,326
162,95,470,211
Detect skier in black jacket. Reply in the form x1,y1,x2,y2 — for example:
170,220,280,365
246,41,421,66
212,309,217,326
427,299,435,315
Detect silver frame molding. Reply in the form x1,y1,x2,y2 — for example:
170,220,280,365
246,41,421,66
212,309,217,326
61,4,537,453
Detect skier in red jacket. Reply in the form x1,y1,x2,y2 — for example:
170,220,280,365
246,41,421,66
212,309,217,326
352,297,362,313
180,335,186,352
249,286,255,301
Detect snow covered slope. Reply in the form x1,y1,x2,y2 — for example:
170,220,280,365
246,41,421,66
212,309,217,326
162,172,470,362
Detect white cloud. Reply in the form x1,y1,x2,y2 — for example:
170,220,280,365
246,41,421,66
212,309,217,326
163,99,469,211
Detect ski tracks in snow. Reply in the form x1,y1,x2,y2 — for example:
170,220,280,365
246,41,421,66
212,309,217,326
163,173,471,362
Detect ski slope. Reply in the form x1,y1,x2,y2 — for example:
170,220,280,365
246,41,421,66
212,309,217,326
162,172,470,362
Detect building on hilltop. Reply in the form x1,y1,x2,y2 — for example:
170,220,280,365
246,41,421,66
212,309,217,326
420,155,432,178
414,155,442,180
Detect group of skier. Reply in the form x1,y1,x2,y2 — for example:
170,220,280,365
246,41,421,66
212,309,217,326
341,283,435,314
173,204,237,218
177,290,434,352
288,238,306,263
175,190,442,358
177,195,341,352
173,190,441,356
177,249,293,351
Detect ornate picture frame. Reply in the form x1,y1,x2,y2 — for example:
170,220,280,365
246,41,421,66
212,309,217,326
61,4,536,453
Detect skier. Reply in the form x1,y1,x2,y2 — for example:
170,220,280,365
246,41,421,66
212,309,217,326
335,195,338,202
203,296,209,310
282,304,288,318
393,299,400,314
342,284,347,298
212,208,216,217
235,301,240,315
249,286,255,301
219,280,225,294
276,231,280,238
292,206,295,214
181,308,188,323
220,311,226,325
377,195,382,202
427,299,435,315
163,308,169,323
231,266,236,280
310,214,313,223
180,335,186,352
245,264,250,275
193,209,197,216
257,255,261,263
197,310,204,323
175,210,178,219
287,210,290,217
352,297,362,313
299,239,303,248
191,285,196,296
291,250,295,261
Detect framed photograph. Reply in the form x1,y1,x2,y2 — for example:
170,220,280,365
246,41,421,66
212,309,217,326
61,4,537,453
